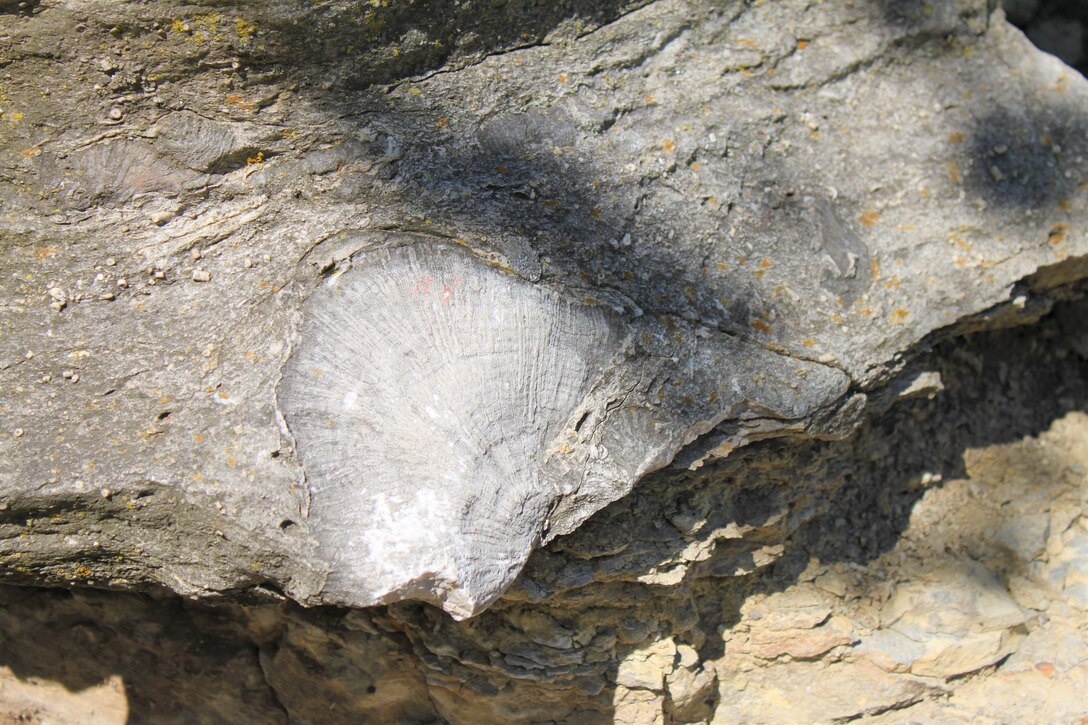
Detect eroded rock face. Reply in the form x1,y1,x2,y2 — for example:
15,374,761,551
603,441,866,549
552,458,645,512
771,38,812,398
0,0,1086,715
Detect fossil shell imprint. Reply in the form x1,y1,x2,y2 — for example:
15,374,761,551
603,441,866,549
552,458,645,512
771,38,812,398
278,242,622,618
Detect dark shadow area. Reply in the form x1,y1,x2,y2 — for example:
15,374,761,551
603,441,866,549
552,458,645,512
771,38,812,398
1003,0,1088,74
239,0,651,89
965,104,1088,210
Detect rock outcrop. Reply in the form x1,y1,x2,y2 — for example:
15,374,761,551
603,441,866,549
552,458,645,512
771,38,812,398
1,0,1086,721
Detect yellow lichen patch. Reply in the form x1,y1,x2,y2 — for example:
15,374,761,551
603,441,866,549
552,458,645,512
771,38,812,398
948,160,961,184
870,258,881,281
662,138,676,153
859,210,881,227
244,351,262,362
246,151,264,165
802,337,816,347
34,245,58,260
558,74,569,84
890,308,910,323
1049,223,1069,245
553,442,573,454
883,276,902,290
235,17,258,41
21,146,40,158
752,319,773,334
645,95,656,104
947,131,965,144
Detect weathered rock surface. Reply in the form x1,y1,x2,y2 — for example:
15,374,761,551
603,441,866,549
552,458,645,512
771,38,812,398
0,0,1087,721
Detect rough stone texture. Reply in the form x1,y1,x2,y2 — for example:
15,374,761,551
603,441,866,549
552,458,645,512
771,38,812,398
0,0,1087,721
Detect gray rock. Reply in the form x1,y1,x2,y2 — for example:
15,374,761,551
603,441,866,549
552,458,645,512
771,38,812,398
0,0,1086,626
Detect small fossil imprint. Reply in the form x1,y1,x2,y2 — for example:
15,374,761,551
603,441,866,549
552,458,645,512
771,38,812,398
277,241,623,618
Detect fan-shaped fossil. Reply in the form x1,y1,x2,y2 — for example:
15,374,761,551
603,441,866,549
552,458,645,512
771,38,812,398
278,242,625,618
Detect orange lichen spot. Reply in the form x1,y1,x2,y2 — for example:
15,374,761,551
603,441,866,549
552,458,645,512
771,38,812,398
715,262,728,271
662,138,676,153
558,74,569,84
759,259,772,269
225,94,255,112
858,306,874,317
21,146,40,158
194,433,205,444
583,296,597,306
436,116,448,128
217,391,231,399
644,95,656,104
227,456,238,468
1049,223,1069,245
590,206,601,219
159,395,173,405
554,442,573,454
859,210,881,227
72,565,94,579
738,256,747,265
34,245,58,260
705,196,719,207
246,151,264,165
1036,662,1055,677
797,40,808,49
890,308,910,323
948,160,961,184
752,319,773,334
870,258,881,281
690,161,701,171
802,338,817,347
831,313,845,325
244,351,261,362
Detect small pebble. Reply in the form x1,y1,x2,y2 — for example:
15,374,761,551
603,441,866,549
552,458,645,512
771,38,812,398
38,374,51,384
24,351,34,360
153,270,166,280
100,488,112,499
190,249,202,261
48,287,66,302
99,292,115,301
12,429,25,438
263,254,271,262
108,107,123,120
105,257,117,266
192,269,211,282
116,278,128,288
70,373,80,383
244,258,253,269
150,211,174,225
62,369,74,379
